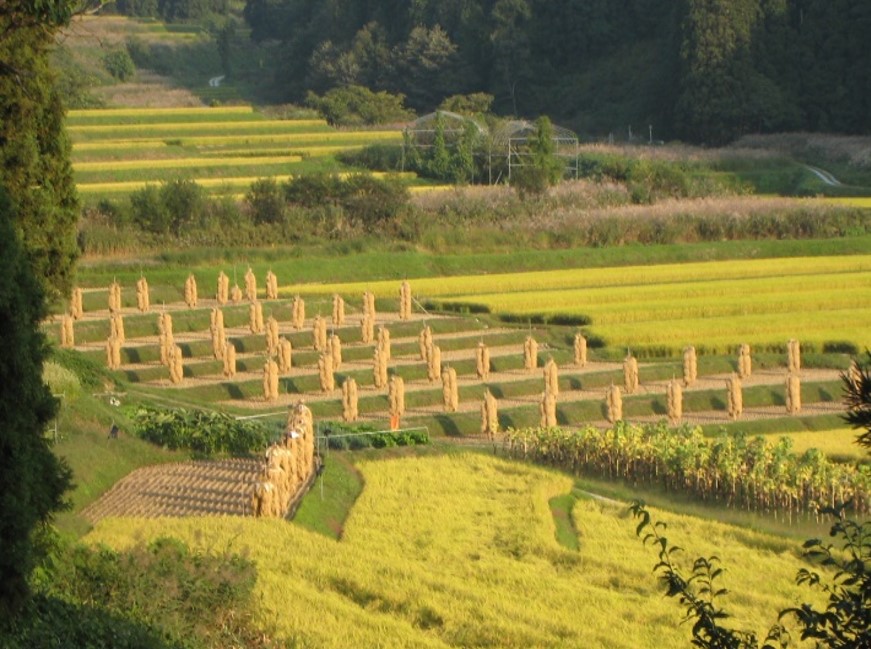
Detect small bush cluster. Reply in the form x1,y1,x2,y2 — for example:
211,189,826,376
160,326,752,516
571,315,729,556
322,422,429,450
132,406,271,457
5,532,276,648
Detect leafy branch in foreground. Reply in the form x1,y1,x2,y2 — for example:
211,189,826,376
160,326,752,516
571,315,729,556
631,500,870,648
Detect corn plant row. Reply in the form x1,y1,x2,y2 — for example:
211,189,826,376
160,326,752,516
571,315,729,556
504,423,871,520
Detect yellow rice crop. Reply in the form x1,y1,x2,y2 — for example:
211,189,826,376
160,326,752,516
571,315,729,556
86,453,819,649
73,155,302,172
68,119,328,134
67,106,255,118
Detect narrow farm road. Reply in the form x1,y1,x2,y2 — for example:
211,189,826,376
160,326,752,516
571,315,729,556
804,165,843,186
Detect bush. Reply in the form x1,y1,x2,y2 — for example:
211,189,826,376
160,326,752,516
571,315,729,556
129,180,206,236
321,422,429,450
103,49,136,81
9,531,276,648
245,177,286,225
305,85,414,126
132,406,271,457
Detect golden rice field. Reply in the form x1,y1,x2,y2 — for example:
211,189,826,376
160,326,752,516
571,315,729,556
86,453,819,649
68,106,410,200
285,255,871,353
764,428,865,461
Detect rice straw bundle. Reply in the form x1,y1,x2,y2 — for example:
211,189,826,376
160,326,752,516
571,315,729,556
329,333,342,370
266,316,280,355
419,325,432,361
682,346,697,386
666,379,683,425
442,366,459,412
373,346,388,388
427,344,442,383
623,353,638,394
69,287,84,320
106,336,121,370
727,374,743,420
573,333,587,367
606,384,622,424
523,336,538,371
786,373,801,414
342,377,359,422
110,312,125,345
737,344,752,379
292,295,305,329
108,280,121,313
158,312,174,366
168,345,184,384
60,315,74,348
332,294,345,326
184,273,198,308
544,357,559,396
277,337,292,372
230,284,243,304
399,281,412,320
377,326,391,360
263,359,279,401
787,339,801,374
481,391,499,440
318,353,335,392
249,301,264,334
312,315,327,351
210,317,226,360
216,271,229,305
848,360,862,388
362,291,376,320
388,375,406,421
361,314,374,345
136,276,150,312
476,341,490,380
244,267,257,302
539,391,557,428
223,342,236,378
265,270,278,300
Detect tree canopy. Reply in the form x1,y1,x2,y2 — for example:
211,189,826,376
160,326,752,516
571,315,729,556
0,0,86,299
243,0,871,144
0,188,72,620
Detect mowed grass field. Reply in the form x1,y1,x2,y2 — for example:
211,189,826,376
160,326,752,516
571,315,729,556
284,254,871,354
86,453,819,649
68,106,407,199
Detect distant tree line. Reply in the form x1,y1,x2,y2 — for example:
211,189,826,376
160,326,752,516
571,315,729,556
112,0,228,21
241,0,871,144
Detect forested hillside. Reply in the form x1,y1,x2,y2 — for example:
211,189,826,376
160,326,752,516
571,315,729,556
240,0,871,144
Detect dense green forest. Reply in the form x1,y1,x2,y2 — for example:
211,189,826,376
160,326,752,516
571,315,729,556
233,0,871,144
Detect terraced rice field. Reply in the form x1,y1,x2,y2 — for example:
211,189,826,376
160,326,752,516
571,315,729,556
286,255,871,355
86,453,821,649
68,106,407,199
48,270,849,437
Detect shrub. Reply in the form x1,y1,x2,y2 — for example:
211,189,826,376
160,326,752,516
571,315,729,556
102,49,135,81
245,178,286,225
321,422,429,450
305,85,414,126
132,406,270,457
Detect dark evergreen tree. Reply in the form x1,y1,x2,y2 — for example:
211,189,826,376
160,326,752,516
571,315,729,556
0,187,73,621
0,1,81,300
